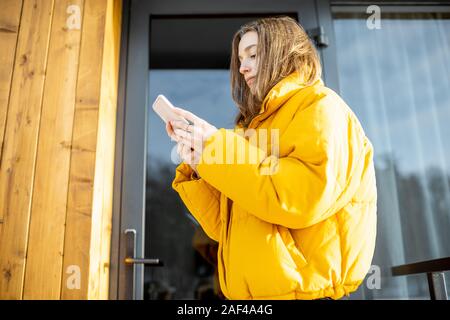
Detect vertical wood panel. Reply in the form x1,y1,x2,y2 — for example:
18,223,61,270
60,0,107,300
0,0,122,300
23,0,84,299
0,0,54,300
99,0,122,299
88,0,122,300
0,0,23,162
0,0,24,250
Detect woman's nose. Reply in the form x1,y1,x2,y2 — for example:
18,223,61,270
240,63,251,74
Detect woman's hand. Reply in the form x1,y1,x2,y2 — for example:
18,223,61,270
169,107,218,154
176,141,201,177
166,121,201,176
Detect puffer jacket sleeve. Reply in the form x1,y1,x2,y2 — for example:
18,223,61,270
197,95,364,229
172,162,222,241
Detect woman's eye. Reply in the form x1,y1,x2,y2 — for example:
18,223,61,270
250,55,256,59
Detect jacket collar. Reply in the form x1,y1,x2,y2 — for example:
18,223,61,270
250,71,323,126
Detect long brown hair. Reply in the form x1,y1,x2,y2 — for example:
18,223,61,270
230,16,322,127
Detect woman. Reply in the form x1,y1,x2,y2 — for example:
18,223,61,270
167,16,377,300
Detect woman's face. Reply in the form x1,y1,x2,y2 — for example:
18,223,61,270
238,31,258,93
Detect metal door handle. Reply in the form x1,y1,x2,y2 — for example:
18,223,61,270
124,258,163,266
124,229,163,299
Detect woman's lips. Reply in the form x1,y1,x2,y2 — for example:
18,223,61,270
247,77,255,85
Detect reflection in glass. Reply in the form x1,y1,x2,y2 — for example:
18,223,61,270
334,11,450,299
145,70,235,299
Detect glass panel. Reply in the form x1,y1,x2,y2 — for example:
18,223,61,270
333,11,450,299
145,70,236,299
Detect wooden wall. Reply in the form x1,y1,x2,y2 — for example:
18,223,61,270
0,0,122,299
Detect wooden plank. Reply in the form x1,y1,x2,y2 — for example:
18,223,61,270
0,0,24,227
98,0,122,299
88,0,122,300
0,0,54,300
60,0,107,300
23,0,84,299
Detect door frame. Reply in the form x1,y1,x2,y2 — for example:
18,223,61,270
109,0,338,300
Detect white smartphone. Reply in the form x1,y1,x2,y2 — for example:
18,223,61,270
152,94,189,125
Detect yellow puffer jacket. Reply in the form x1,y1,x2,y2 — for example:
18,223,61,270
172,71,377,300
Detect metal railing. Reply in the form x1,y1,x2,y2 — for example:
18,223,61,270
392,257,450,300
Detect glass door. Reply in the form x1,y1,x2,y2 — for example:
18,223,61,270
113,0,335,300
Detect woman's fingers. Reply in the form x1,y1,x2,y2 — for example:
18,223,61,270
178,135,203,152
172,107,204,125
173,128,190,138
172,124,205,149
181,143,195,164
178,136,193,150
173,124,203,137
166,121,178,141
171,120,191,132
176,140,200,166
177,142,187,163
179,142,185,158
176,143,183,160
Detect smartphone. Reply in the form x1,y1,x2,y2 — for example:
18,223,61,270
152,94,189,125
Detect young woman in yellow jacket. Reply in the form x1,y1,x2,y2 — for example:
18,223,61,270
167,16,377,300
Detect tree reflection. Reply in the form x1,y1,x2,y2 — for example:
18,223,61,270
144,161,223,300
145,155,450,300
358,153,450,299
